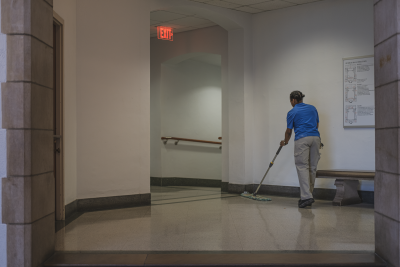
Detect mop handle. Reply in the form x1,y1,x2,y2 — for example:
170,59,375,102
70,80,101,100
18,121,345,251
253,146,283,196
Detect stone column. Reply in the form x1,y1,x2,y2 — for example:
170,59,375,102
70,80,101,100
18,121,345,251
374,1,400,266
0,0,7,265
1,0,55,266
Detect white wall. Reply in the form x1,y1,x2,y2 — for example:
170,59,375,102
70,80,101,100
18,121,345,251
76,0,153,199
160,58,222,180
252,0,375,191
70,0,252,200
150,26,228,181
0,1,6,265
59,0,374,202
53,0,78,205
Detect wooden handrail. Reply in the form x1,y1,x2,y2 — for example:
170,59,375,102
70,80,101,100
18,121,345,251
161,136,221,145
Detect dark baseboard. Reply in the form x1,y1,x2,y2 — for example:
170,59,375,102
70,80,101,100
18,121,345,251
226,183,374,204
58,200,83,232
221,182,229,192
61,193,150,230
150,177,221,187
76,193,151,213
150,177,162,186
226,183,248,194
313,188,337,201
249,184,300,198
63,182,373,220
359,190,374,204
65,200,78,220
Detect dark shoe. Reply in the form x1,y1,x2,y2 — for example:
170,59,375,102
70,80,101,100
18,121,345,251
298,198,315,208
298,199,302,205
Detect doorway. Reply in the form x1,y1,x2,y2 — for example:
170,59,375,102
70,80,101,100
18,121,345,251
53,12,64,221
150,53,223,204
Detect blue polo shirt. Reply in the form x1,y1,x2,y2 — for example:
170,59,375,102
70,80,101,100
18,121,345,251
287,103,320,141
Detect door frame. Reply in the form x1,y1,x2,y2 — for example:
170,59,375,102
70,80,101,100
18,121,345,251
53,10,65,221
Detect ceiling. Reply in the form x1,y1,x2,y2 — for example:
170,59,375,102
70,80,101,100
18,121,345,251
150,10,218,38
151,0,322,38
188,0,321,13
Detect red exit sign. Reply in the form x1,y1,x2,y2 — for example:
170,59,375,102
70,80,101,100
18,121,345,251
157,26,173,41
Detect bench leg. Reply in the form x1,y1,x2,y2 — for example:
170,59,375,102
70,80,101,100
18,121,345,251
333,179,361,206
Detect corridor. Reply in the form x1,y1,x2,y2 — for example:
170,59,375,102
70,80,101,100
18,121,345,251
55,187,374,252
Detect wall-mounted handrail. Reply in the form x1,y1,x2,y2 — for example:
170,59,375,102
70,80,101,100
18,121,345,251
161,136,222,146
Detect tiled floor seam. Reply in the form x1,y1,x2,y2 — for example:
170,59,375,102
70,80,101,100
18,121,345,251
152,193,224,202
151,195,238,206
166,186,225,192
227,199,244,251
181,198,190,250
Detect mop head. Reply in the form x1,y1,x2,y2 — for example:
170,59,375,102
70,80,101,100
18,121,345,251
241,193,271,201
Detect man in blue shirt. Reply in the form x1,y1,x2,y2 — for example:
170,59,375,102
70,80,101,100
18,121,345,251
280,91,321,208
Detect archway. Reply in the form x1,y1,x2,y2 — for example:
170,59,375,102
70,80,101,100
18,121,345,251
148,1,254,194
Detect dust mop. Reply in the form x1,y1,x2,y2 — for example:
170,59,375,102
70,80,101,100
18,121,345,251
241,145,283,201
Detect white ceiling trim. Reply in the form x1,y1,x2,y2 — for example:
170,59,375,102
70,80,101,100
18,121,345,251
189,0,322,14
150,0,322,37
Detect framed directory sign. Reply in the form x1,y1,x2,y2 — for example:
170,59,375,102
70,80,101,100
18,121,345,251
343,55,375,128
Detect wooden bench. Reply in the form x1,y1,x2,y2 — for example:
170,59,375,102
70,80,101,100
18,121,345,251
316,170,374,206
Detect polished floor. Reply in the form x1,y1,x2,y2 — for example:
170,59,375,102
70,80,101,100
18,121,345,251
45,252,386,267
55,186,374,252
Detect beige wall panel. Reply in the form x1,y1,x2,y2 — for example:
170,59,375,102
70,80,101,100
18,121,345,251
7,213,54,267
7,129,53,176
76,0,152,199
2,173,55,224
53,0,78,207
2,82,53,130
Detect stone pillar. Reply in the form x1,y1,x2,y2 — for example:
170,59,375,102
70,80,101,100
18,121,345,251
374,1,400,266
0,1,7,265
0,0,55,266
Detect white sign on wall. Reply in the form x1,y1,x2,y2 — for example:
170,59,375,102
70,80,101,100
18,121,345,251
343,55,375,128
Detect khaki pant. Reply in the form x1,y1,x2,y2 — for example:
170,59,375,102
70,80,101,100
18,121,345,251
294,136,321,200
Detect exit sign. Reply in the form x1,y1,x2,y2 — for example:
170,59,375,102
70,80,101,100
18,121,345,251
157,26,173,41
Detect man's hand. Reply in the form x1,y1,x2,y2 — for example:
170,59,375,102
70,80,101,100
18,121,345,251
281,128,292,147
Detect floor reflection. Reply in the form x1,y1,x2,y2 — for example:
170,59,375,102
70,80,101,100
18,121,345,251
56,186,374,252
